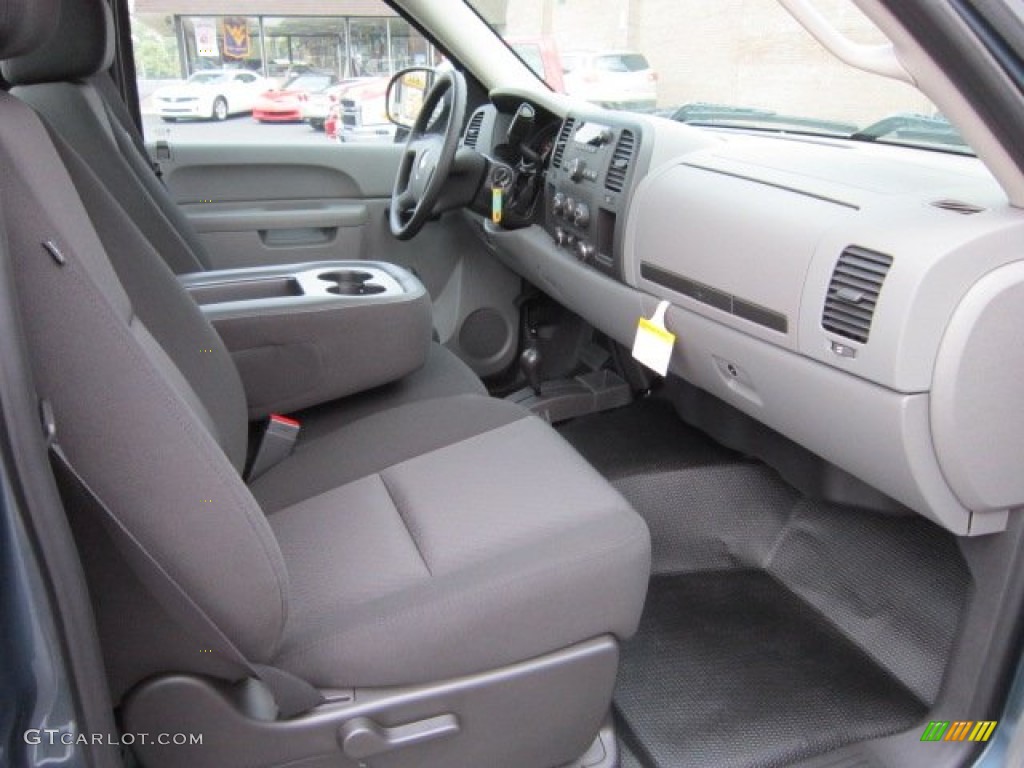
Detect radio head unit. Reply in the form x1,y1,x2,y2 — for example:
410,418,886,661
545,114,643,280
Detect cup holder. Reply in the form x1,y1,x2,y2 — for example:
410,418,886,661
318,270,386,296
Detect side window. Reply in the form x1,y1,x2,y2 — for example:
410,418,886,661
133,1,435,144
595,56,628,73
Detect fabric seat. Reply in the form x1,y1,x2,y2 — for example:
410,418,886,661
0,0,486,423
0,9,650,762
265,393,649,688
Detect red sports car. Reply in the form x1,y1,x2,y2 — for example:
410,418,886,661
252,73,338,122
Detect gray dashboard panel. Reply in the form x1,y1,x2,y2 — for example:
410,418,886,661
470,97,1024,535
629,162,856,350
931,262,1024,512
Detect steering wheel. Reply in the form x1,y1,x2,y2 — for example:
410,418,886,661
389,69,467,240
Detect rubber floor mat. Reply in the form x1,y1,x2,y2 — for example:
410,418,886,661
615,570,927,768
557,396,738,479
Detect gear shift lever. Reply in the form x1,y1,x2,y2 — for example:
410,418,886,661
520,346,542,396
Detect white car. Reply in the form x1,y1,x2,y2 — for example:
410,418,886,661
337,77,395,143
301,78,370,131
152,70,268,122
561,50,658,110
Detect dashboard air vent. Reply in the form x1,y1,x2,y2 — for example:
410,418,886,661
464,110,485,149
931,198,985,215
821,246,893,344
552,117,575,169
605,129,635,193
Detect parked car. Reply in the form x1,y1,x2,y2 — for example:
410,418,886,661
266,59,314,88
561,49,657,110
507,36,565,93
151,69,267,122
302,78,373,131
333,76,396,142
252,73,339,123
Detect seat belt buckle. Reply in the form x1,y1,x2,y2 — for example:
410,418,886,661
247,414,300,482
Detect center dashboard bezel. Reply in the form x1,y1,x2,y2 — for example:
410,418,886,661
544,111,646,281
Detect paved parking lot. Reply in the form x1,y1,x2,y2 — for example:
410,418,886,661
142,113,333,145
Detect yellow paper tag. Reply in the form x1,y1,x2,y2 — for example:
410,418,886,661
491,186,503,224
632,301,676,375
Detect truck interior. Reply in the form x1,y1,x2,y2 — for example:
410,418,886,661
1,1,1023,767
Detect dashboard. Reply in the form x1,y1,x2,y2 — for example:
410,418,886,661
462,91,1024,537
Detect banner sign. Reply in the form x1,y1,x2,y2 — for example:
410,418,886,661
192,17,217,58
222,17,251,60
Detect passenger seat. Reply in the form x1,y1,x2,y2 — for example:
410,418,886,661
0,4,650,768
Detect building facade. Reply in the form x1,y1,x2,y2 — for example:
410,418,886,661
134,0,435,81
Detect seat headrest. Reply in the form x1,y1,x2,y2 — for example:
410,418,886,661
1,0,113,85
0,0,60,59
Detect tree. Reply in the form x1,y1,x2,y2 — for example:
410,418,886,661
132,17,181,79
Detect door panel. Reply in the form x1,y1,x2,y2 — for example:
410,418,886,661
184,200,369,269
153,141,521,377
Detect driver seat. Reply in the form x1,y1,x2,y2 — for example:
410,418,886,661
1,0,489,420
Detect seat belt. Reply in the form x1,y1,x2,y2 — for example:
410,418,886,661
42,401,322,719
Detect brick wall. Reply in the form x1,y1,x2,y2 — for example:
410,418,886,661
503,0,933,125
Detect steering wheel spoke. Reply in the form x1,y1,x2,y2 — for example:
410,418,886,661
389,70,467,240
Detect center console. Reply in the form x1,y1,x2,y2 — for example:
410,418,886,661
545,114,643,279
179,261,432,418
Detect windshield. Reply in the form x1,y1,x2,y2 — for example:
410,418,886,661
284,74,334,91
188,72,230,84
467,0,970,154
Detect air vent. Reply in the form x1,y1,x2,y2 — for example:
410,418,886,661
931,199,985,215
605,129,635,193
821,246,893,344
552,117,575,169
464,110,485,149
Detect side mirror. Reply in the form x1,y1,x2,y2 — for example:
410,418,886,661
386,67,436,128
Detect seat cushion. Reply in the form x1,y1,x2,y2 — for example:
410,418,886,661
266,397,651,687
251,391,519,513
289,341,487,444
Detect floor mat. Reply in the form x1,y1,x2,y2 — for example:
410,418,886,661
557,396,738,479
615,571,928,768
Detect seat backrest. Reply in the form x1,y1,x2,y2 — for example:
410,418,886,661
0,0,289,690
1,0,212,274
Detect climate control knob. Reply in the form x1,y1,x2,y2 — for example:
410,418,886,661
573,202,591,228
552,192,567,217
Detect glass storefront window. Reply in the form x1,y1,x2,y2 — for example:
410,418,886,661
179,16,263,74
169,15,431,82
